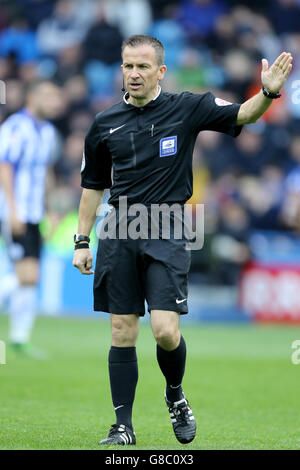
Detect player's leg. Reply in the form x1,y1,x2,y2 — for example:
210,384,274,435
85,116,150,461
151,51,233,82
109,313,139,429
144,238,196,444
98,313,139,445
7,223,43,357
150,309,195,444
0,272,19,310
9,257,39,345
0,219,19,310
95,235,143,444
150,309,186,402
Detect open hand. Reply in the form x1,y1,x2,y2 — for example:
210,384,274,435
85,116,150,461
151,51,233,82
261,52,293,94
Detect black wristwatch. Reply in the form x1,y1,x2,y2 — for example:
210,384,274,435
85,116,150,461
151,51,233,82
74,234,90,244
262,86,281,99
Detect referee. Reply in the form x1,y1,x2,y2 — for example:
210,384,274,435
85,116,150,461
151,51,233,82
73,35,293,445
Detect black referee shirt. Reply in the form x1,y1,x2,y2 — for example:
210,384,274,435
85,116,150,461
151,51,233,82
81,90,242,205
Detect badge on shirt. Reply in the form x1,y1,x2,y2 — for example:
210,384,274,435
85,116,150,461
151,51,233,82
160,136,177,157
215,97,232,106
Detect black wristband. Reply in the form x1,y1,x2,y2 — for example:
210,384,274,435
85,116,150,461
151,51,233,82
74,243,90,250
262,86,281,99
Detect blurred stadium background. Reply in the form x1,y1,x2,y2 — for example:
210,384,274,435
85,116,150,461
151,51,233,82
1,0,300,450
1,0,300,322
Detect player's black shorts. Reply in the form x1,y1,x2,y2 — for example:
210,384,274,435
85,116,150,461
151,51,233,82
93,234,191,316
2,222,42,261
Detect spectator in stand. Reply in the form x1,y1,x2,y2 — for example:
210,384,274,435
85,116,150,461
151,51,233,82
206,13,237,55
238,168,284,230
211,197,251,284
149,4,187,70
270,0,300,35
82,4,123,66
0,17,39,65
63,75,90,113
105,0,152,39
55,131,85,184
281,154,300,231
177,0,228,45
150,0,179,20
82,5,123,99
13,0,55,30
54,45,83,83
0,3,9,31
227,127,270,175
36,0,87,57
196,129,234,179
222,48,256,99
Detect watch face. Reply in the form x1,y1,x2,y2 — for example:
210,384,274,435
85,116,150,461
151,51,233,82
74,234,89,244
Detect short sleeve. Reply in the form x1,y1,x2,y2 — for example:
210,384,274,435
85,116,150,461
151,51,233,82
187,91,243,137
0,119,24,164
81,116,112,190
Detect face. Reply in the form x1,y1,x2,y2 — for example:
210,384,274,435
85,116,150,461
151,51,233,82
122,44,167,105
28,83,64,120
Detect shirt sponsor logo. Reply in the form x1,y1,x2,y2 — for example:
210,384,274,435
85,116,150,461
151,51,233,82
160,135,177,157
215,97,232,106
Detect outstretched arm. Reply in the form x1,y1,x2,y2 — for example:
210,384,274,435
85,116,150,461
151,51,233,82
237,52,293,125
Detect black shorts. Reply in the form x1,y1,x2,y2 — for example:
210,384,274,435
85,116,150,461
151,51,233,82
2,222,42,261
93,235,191,316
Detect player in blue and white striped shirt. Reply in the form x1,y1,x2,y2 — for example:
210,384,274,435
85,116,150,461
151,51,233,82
0,79,62,357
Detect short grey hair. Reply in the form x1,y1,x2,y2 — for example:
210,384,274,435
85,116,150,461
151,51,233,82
122,34,165,66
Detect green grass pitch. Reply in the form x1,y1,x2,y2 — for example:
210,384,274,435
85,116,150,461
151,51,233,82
0,313,300,450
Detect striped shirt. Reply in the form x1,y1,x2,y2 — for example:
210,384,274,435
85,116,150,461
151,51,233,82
0,109,56,223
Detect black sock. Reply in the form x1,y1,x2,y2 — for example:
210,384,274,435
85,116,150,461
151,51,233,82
156,335,186,403
108,346,138,430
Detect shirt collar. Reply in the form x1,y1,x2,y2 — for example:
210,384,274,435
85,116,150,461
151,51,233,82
123,85,162,107
21,108,45,131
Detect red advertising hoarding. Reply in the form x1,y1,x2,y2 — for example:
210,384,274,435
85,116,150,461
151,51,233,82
239,262,300,323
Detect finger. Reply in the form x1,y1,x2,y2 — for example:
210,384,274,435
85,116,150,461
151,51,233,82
273,52,287,68
74,259,94,275
283,62,293,78
75,265,94,275
262,58,268,72
282,55,293,70
73,262,82,271
81,269,94,275
73,260,86,271
85,258,93,270
281,56,293,77
280,53,292,70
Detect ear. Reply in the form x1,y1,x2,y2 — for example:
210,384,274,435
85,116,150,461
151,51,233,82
158,64,167,81
121,64,123,70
